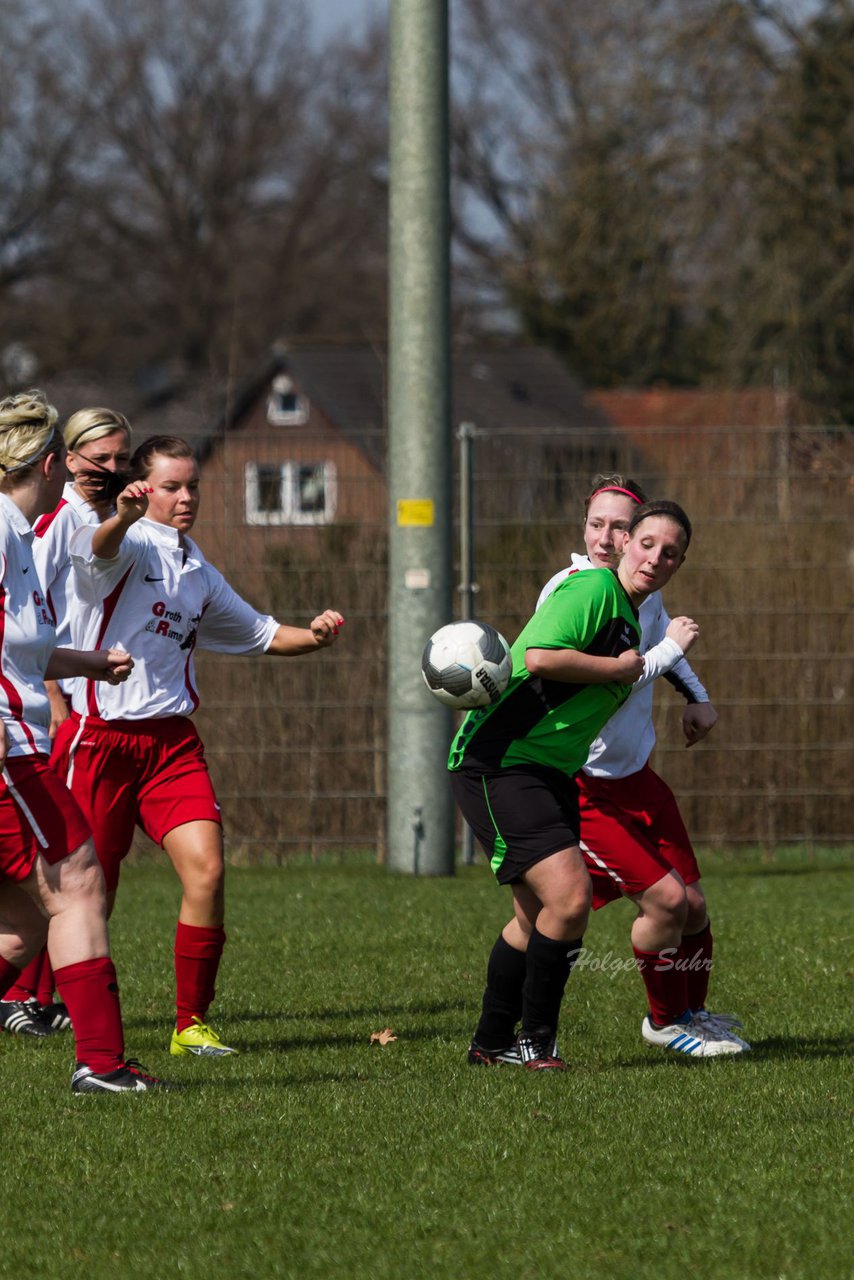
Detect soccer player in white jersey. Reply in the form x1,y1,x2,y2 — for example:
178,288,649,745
0,408,132,1038
468,477,748,1064
50,434,345,1059
0,389,174,1092
539,478,747,1054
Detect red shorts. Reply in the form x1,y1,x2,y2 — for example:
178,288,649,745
51,714,222,892
578,764,700,910
0,754,92,882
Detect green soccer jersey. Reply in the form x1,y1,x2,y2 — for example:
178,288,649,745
448,568,640,776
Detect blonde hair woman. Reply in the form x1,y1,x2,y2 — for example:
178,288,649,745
52,435,344,1059
37,406,133,727
0,407,133,1035
0,390,171,1091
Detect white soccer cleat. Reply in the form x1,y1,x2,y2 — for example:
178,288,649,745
692,1008,751,1049
692,1007,743,1029
642,1014,750,1056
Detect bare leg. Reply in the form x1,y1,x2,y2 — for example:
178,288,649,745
163,821,231,1041
629,870,690,1025
163,820,225,927
521,844,591,942
630,869,688,953
515,847,591,1058
24,840,110,969
0,878,49,973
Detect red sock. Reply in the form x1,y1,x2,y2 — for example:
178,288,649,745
36,951,56,1006
2,949,43,1002
174,923,225,1032
0,957,22,1000
633,945,689,1026
681,923,713,1012
53,957,124,1074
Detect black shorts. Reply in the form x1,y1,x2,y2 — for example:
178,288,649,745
450,764,581,884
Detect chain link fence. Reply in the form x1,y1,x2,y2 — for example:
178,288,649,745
133,419,852,864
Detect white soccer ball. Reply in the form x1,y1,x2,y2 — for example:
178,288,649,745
421,620,512,710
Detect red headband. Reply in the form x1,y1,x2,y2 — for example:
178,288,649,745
590,486,643,503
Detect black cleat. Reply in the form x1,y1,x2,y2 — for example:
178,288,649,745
35,1000,72,1033
516,1029,567,1072
467,1039,522,1066
71,1059,179,1093
0,998,52,1038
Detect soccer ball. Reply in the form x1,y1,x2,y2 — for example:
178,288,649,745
421,620,512,709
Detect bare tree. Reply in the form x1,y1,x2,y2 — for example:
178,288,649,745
452,0,853,413
0,2,91,366
451,0,767,380
726,1,854,418
4,0,389,379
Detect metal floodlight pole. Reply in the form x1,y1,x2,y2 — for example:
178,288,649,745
457,421,478,865
457,422,477,623
386,0,454,875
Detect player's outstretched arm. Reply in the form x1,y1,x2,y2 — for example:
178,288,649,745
90,482,153,560
45,647,135,684
266,610,345,656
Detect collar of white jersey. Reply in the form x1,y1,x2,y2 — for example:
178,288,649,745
570,552,593,571
136,516,202,566
63,480,103,519
0,491,36,540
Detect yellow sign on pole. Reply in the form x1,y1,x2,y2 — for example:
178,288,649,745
397,499,435,527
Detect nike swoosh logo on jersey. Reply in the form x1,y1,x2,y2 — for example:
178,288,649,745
144,574,164,582
22,566,29,573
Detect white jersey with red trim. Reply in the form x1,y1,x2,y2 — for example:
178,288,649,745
68,517,279,720
33,482,101,648
537,552,709,778
0,494,57,757
33,482,101,698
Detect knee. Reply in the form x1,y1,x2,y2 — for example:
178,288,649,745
646,875,689,928
181,852,225,904
50,840,108,910
0,932,46,969
556,874,592,928
684,884,709,934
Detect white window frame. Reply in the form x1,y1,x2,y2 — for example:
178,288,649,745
245,460,337,526
266,374,309,426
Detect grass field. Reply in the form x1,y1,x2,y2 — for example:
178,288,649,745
4,850,852,1280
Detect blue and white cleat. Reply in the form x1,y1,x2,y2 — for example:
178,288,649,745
642,1013,749,1056
692,1008,751,1050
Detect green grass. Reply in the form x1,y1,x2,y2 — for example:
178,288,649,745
3,853,852,1280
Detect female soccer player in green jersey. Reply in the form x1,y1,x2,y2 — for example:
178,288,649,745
448,500,695,1070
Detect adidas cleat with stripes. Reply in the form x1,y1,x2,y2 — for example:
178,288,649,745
517,1029,567,1071
36,1000,72,1033
692,1007,743,1030
692,1008,751,1050
467,1040,523,1066
0,998,52,1038
642,1014,749,1056
71,1060,177,1093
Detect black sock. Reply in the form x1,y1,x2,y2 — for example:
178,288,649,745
521,927,583,1042
472,934,527,1049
